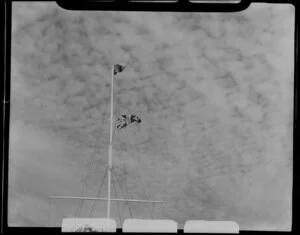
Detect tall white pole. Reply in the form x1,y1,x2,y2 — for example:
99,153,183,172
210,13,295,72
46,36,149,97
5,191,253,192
107,65,114,219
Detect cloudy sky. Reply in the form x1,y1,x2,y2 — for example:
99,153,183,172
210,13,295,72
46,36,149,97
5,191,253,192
9,2,294,231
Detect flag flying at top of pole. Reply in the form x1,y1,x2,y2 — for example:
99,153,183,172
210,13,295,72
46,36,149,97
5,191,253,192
113,64,127,75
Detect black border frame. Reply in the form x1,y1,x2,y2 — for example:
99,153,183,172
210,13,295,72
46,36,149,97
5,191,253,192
1,0,298,234
55,0,252,12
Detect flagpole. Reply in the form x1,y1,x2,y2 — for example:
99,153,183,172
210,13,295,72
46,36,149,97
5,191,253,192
107,65,114,219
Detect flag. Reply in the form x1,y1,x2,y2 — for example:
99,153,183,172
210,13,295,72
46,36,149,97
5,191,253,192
129,114,141,124
113,64,126,75
116,114,141,130
116,114,128,130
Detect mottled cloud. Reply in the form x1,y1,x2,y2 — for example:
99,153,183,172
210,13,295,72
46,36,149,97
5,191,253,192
10,2,293,230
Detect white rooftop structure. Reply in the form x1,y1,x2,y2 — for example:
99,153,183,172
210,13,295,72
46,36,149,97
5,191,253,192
122,219,178,233
184,220,239,233
61,218,117,232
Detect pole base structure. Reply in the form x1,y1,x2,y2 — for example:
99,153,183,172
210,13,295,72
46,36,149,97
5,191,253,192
62,218,117,232
184,220,240,233
123,219,178,233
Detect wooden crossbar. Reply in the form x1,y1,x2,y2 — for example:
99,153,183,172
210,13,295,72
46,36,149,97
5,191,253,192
49,196,162,203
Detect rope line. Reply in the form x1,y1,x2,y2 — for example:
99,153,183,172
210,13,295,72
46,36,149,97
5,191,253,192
111,168,122,227
120,161,134,218
74,157,95,217
112,167,133,218
79,160,98,216
70,115,157,220
89,166,108,217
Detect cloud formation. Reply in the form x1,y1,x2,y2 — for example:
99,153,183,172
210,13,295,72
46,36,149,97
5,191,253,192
10,2,293,230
